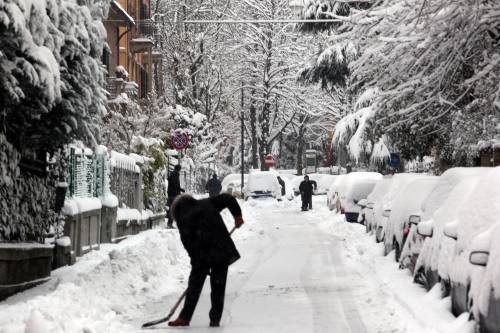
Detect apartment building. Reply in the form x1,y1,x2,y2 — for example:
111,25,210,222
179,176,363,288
103,0,163,101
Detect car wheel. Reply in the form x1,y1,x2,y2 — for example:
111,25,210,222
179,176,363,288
414,267,426,286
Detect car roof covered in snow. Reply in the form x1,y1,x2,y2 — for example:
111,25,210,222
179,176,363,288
336,172,382,197
385,176,440,244
247,170,280,192
420,167,488,221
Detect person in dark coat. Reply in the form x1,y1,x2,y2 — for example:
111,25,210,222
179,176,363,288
168,193,244,327
308,179,317,210
205,174,222,197
166,164,184,228
299,175,317,211
277,176,286,196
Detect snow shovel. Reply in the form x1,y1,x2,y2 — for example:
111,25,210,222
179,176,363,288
142,226,237,329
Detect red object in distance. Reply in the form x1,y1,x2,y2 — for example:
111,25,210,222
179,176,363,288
264,154,275,168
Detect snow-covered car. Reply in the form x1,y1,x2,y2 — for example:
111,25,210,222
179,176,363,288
404,167,487,280
372,173,426,243
244,170,282,200
316,175,338,195
442,167,500,317
363,177,393,233
336,172,382,222
468,223,500,333
307,173,326,195
291,173,324,195
277,173,297,182
383,176,440,261
221,173,248,196
291,176,304,196
343,179,380,223
326,175,346,211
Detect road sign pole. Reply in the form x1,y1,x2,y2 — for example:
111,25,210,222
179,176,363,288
241,83,245,194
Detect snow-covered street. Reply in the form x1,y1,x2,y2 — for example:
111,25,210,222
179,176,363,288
0,196,473,333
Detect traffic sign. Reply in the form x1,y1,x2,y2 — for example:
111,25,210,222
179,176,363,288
390,153,400,167
172,131,189,150
264,154,275,168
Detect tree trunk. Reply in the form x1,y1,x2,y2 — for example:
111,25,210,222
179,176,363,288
296,124,305,175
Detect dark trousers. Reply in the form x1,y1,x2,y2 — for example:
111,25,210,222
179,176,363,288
166,196,175,227
179,262,229,323
301,193,311,210
308,193,313,209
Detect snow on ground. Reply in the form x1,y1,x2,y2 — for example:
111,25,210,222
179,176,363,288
0,195,474,333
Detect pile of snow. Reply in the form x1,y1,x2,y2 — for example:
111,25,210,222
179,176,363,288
0,230,188,333
62,198,102,216
110,151,140,173
117,208,151,224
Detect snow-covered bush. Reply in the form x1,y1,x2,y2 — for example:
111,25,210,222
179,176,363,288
0,134,61,242
132,137,167,213
0,0,109,153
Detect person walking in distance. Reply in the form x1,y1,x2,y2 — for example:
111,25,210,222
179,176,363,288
308,178,317,210
168,193,244,327
277,176,286,196
205,174,222,197
166,164,184,228
299,175,315,211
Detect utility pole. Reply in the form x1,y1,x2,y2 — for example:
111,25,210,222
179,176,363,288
240,83,245,194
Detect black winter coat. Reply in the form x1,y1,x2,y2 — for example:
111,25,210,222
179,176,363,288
299,180,316,195
173,194,241,266
167,171,182,197
206,177,222,197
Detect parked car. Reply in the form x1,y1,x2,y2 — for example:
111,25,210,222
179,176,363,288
291,173,325,195
316,175,338,195
326,175,346,211
468,223,500,333
443,167,500,317
412,167,489,290
244,170,282,200
335,172,382,222
222,173,248,196
372,173,425,243
363,177,393,234
383,176,440,261
343,178,380,222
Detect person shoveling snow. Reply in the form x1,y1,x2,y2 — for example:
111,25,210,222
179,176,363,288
167,193,244,328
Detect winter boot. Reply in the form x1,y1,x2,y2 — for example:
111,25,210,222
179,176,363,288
168,317,190,327
210,321,220,327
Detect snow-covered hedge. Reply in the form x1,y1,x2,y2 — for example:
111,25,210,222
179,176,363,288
0,135,57,242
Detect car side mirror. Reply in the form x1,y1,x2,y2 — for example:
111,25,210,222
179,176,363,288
469,251,489,266
443,222,458,240
408,215,421,225
382,209,391,218
417,222,433,238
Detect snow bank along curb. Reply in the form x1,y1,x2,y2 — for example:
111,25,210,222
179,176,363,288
0,229,189,333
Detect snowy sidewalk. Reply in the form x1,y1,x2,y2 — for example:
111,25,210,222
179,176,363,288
0,196,473,333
